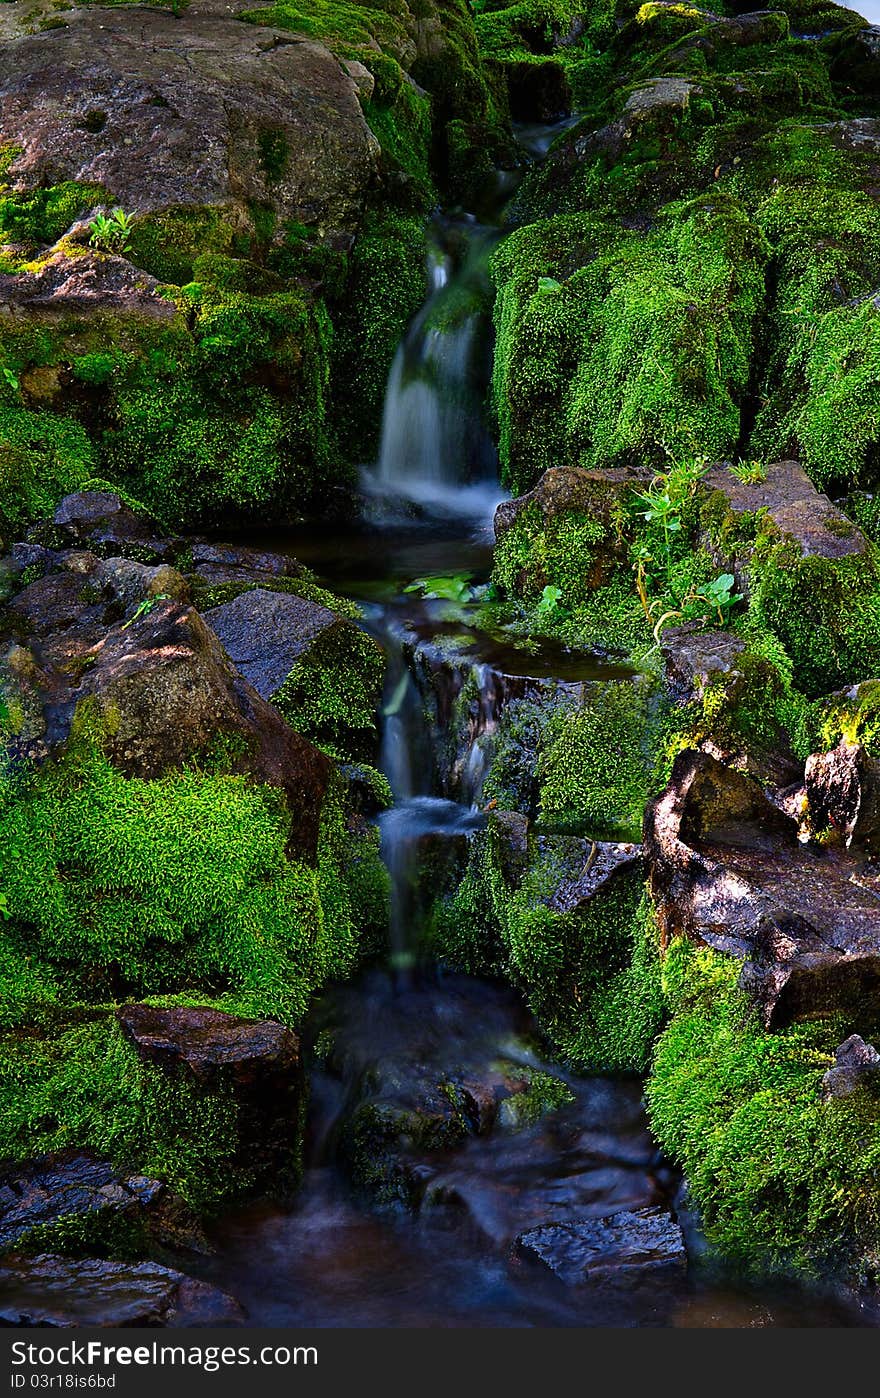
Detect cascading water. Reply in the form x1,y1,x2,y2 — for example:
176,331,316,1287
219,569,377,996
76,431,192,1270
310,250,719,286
363,220,506,524
201,120,867,1329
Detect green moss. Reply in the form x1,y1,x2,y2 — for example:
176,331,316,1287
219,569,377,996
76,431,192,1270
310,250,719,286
647,939,880,1278
330,210,427,463
0,180,106,252
273,621,385,761
747,537,880,698
491,195,768,494
0,740,378,1024
0,387,95,543
432,813,664,1070
538,680,660,838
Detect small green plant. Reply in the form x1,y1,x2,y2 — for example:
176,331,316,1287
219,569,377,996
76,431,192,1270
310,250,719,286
0,366,18,392
729,460,767,485
120,594,170,631
650,573,743,643
405,573,475,605
535,584,565,625
88,207,135,255
0,893,9,921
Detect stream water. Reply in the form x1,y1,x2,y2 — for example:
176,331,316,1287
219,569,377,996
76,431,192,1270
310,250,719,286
202,133,870,1328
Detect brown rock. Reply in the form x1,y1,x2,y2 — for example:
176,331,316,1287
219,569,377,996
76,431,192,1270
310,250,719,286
0,1254,243,1327
644,749,880,1026
0,250,178,318
821,1034,880,1101
804,739,880,850
0,8,379,242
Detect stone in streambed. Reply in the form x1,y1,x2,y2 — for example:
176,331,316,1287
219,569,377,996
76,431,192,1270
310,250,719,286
0,1152,200,1255
516,1206,686,1287
0,1254,243,1327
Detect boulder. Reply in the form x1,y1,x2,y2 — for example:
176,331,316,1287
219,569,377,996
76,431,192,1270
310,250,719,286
0,1152,199,1254
659,623,747,707
204,588,343,700
542,839,644,915
3,583,332,855
51,489,178,563
117,1005,302,1183
821,1034,880,1102
516,1206,686,1286
0,251,178,319
645,749,880,1026
0,8,379,242
0,1254,243,1327
187,542,305,588
117,1003,299,1085
803,739,880,851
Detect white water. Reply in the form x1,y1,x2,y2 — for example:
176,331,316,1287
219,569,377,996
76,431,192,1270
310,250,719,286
362,224,507,529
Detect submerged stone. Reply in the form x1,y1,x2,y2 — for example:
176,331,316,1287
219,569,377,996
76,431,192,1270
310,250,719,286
516,1206,686,1287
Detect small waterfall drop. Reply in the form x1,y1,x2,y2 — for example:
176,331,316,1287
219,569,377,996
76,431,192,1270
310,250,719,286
363,222,506,526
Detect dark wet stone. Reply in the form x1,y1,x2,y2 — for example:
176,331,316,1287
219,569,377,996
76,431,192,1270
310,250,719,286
117,1004,299,1084
645,749,880,1027
0,1152,199,1254
544,839,644,915
204,588,338,699
821,1034,880,1101
52,491,178,563
0,1254,243,1327
516,1206,686,1286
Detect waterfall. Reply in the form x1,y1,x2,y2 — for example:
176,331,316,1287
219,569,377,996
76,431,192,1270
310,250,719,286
362,222,506,527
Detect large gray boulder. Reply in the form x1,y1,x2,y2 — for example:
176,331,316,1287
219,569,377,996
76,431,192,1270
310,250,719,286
0,7,379,243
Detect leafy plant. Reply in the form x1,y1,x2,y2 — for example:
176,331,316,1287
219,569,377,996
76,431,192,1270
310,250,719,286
120,593,170,631
0,367,18,392
88,207,135,255
729,459,767,484
405,573,475,605
535,583,565,625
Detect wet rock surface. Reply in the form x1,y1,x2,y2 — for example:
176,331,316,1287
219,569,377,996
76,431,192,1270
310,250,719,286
0,1153,199,1254
517,1206,686,1287
0,1254,243,1328
644,749,880,1027
0,250,178,320
117,1004,300,1083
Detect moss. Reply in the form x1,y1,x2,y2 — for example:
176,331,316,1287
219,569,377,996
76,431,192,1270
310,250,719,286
0,180,106,253
330,209,427,463
647,939,880,1279
747,536,880,698
273,621,385,761
538,680,660,838
491,195,769,495
0,1015,255,1222
0,387,95,543
0,739,380,1024
432,813,664,1070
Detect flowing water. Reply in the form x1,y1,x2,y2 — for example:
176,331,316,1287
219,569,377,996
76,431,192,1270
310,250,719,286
202,131,872,1328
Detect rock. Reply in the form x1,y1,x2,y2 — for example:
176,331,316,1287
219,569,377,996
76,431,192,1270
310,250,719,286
804,739,880,850
188,542,305,588
51,490,177,562
543,839,644,915
117,1003,299,1084
204,588,341,700
821,1034,880,1102
0,1254,243,1327
645,748,880,1027
342,58,375,102
3,586,332,855
0,250,178,319
660,622,747,707
0,8,379,242
516,1206,686,1287
0,1152,200,1254
701,459,872,597
117,1005,302,1182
